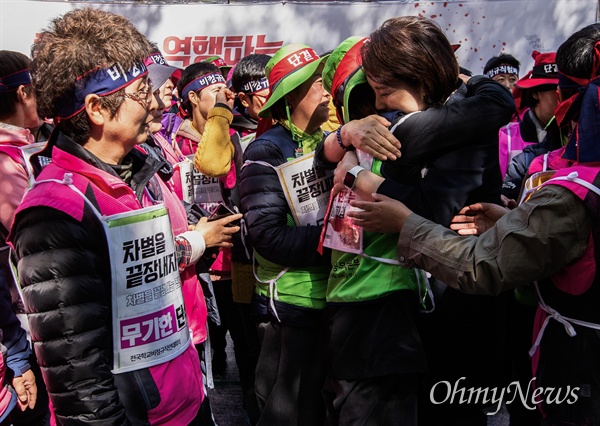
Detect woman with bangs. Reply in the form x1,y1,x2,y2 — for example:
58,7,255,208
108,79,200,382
8,9,238,424
317,17,515,425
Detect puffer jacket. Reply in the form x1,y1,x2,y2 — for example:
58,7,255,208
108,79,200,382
9,132,204,425
240,124,329,269
239,125,330,324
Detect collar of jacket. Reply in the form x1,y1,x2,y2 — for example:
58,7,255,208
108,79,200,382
54,132,169,203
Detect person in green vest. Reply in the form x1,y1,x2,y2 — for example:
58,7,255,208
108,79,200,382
238,44,331,425
317,18,515,425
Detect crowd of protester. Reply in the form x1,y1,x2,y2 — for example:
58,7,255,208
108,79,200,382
0,6,599,426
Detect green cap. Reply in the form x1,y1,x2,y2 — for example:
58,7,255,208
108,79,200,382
259,44,329,118
204,56,232,72
322,36,369,124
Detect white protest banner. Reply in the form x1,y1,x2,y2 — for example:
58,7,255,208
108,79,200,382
276,151,333,227
107,204,190,373
175,159,194,204
18,142,49,186
1,1,597,76
185,154,224,212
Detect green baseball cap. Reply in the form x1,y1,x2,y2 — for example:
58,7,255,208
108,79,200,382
322,36,370,124
204,56,232,73
259,43,329,118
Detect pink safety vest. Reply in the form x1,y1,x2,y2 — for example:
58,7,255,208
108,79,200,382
529,164,600,368
11,145,206,424
498,121,537,178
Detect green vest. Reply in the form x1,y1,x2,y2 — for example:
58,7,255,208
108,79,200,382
326,158,419,303
254,251,329,310
252,133,329,311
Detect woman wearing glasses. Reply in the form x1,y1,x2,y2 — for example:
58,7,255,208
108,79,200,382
8,9,239,424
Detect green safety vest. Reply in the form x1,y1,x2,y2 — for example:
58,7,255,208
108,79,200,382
327,158,419,303
254,251,329,310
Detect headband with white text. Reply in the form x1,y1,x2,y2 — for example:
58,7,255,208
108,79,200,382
55,62,148,120
181,72,226,103
485,65,519,78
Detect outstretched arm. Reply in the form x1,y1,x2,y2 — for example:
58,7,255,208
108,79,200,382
349,186,591,296
449,203,509,236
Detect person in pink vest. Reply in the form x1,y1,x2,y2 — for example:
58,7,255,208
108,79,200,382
8,8,239,424
498,51,559,180
343,22,600,425
0,50,53,426
0,49,40,329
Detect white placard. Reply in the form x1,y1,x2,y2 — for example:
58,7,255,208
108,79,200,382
276,151,333,227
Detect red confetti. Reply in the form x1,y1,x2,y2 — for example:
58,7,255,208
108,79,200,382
430,14,437,18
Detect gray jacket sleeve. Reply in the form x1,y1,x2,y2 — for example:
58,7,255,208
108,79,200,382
396,185,591,296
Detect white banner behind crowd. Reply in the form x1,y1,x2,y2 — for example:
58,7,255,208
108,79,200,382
0,0,597,75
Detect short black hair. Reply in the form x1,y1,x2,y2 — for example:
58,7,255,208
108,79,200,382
557,23,600,79
0,50,31,120
483,53,520,74
520,84,557,109
177,62,220,115
231,54,271,93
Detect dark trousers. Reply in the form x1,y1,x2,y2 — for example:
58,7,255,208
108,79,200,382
417,286,510,425
208,279,232,358
255,321,325,426
208,279,261,422
322,373,419,426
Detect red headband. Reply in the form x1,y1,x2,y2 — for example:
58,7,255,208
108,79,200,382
554,41,600,162
268,48,320,90
330,38,368,107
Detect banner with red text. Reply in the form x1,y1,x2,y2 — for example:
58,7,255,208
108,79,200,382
0,0,596,77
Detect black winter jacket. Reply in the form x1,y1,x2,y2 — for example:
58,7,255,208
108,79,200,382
10,134,180,425
239,125,329,269
316,76,515,226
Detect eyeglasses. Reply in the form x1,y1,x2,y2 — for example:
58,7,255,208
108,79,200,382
122,79,154,109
